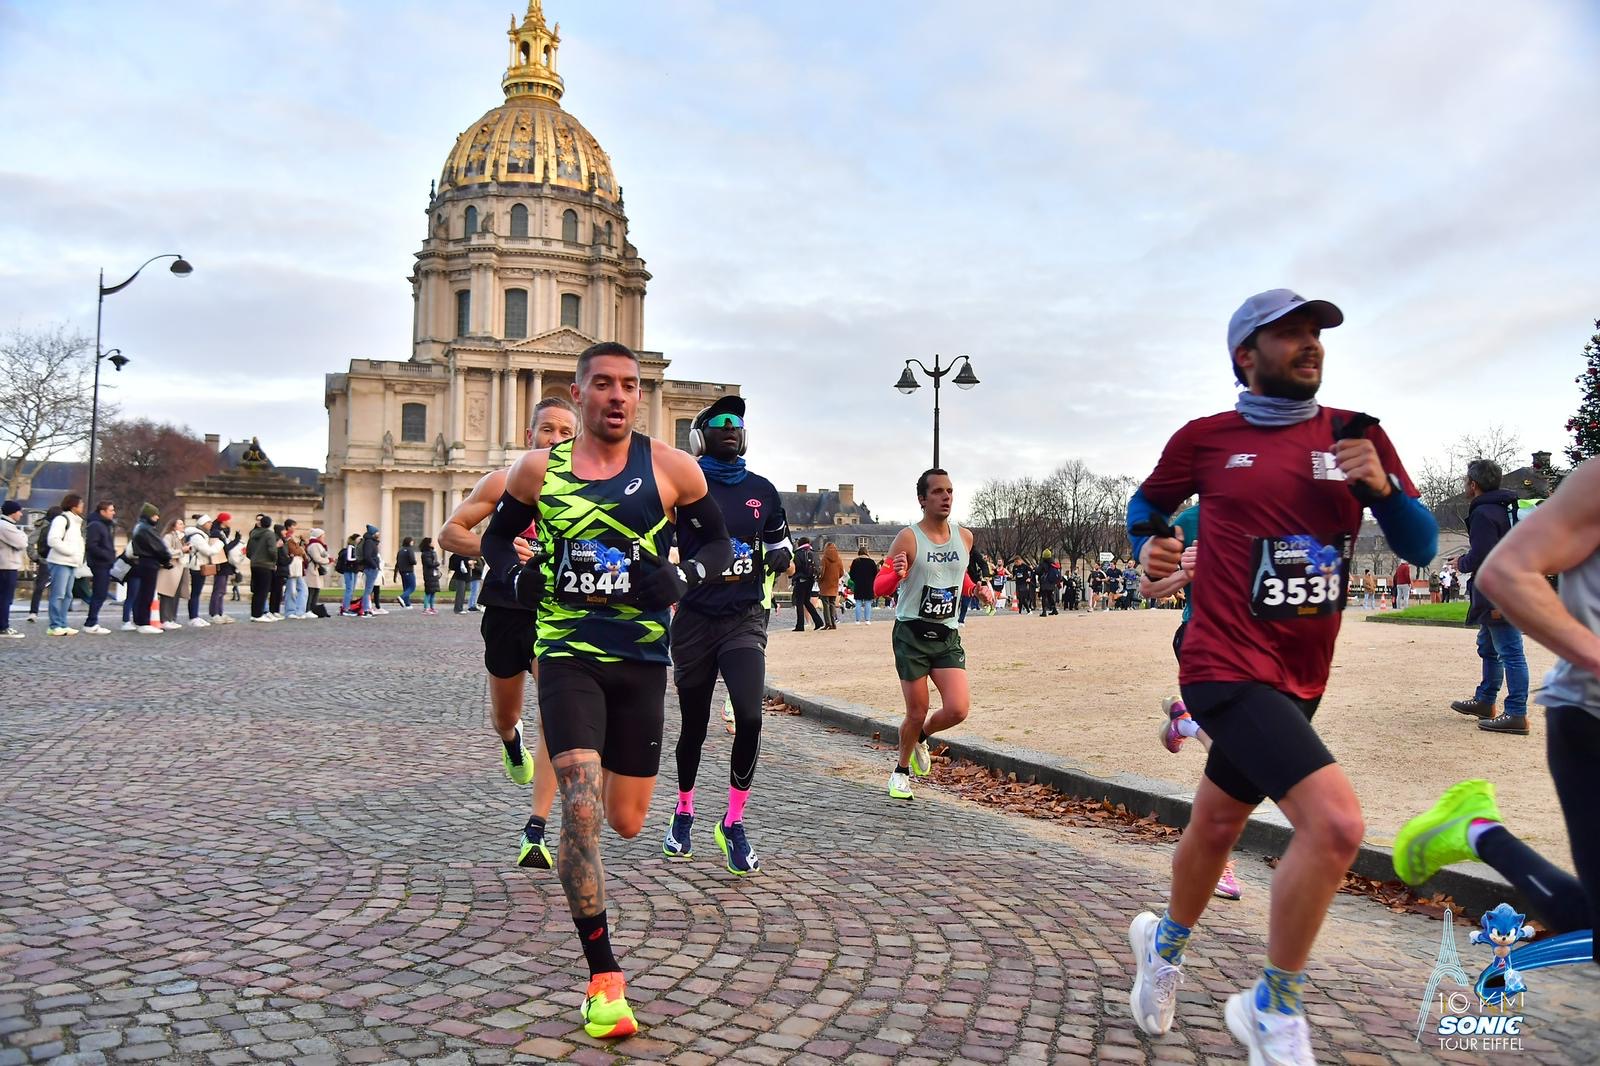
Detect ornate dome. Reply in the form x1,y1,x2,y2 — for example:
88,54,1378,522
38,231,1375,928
437,2,618,202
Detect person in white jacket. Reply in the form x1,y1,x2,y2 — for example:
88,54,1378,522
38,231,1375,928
45,493,86,635
183,516,214,626
0,500,30,637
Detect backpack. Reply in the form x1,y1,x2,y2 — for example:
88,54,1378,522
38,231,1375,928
32,515,56,562
793,547,816,581
334,545,354,574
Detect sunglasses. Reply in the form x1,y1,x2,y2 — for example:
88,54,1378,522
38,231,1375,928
704,413,744,429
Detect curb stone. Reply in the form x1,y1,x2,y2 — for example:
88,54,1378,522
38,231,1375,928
767,683,1521,918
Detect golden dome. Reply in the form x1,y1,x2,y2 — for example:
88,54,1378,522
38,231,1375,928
438,3,618,201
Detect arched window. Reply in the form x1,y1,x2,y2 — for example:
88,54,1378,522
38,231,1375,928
400,403,427,443
674,419,692,451
509,203,529,237
455,290,471,336
561,209,578,243
560,293,581,330
604,221,614,246
504,288,528,339
463,205,478,237
519,42,531,64
542,45,552,67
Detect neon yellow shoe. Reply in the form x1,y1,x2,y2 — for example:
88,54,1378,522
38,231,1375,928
887,770,914,800
517,823,553,869
500,723,535,786
582,972,638,1039
909,739,932,777
1393,779,1502,886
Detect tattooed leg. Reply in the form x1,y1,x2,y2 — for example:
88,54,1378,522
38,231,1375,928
554,749,606,918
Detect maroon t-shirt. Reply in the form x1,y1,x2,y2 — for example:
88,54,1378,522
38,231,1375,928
1140,406,1417,699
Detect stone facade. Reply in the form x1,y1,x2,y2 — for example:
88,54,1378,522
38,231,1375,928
321,2,736,557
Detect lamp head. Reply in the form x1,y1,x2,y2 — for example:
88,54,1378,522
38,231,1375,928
952,360,980,390
894,366,920,394
107,351,129,372
169,258,193,277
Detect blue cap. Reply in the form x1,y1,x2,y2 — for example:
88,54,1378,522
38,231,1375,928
1227,289,1343,355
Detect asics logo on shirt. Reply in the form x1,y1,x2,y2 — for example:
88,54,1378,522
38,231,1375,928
1225,453,1256,469
624,477,643,495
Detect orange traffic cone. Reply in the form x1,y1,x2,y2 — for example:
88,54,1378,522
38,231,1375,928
1379,589,1391,611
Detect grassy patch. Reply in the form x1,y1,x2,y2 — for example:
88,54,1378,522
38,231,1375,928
1365,601,1469,625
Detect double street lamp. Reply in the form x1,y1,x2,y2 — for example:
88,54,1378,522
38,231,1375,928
894,354,979,469
88,254,193,510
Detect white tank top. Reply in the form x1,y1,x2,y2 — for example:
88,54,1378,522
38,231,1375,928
1538,546,1600,716
896,522,967,629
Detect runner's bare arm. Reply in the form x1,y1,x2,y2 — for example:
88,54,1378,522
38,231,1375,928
1478,459,1600,677
481,449,551,604
1140,569,1191,600
437,470,504,557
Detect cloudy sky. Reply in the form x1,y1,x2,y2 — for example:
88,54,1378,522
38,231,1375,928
3,0,1596,522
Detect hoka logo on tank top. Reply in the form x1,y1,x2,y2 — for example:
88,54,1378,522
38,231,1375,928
536,434,672,664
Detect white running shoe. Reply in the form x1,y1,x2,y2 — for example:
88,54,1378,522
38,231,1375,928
250,615,272,623
0,627,23,639
1225,987,1315,1065
1128,911,1183,1036
212,615,235,624
190,617,210,628
887,770,914,800
26,612,38,623
909,738,932,777
161,621,182,631
137,625,163,635
371,607,388,615
82,625,111,635
121,621,137,631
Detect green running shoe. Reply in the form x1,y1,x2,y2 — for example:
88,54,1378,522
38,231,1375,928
909,738,932,777
517,824,553,869
581,972,637,1039
501,723,535,786
1393,779,1502,886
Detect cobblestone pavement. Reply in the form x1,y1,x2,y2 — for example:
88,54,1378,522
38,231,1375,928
2,612,1596,1065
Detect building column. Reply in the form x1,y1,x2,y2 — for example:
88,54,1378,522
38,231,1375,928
379,485,394,564
650,380,664,440
530,368,544,410
502,369,518,444
451,367,466,447
489,369,502,446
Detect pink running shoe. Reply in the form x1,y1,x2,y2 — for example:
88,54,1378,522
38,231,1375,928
1213,860,1242,900
1160,697,1191,754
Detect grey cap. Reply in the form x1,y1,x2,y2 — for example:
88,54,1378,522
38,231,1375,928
1227,289,1343,354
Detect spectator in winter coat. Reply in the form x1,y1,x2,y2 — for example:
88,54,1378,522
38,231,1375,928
449,551,473,613
283,523,308,618
44,493,87,635
304,528,330,618
789,538,824,631
420,537,441,614
395,537,418,608
848,547,879,624
127,504,172,634
207,514,241,623
156,518,189,629
1037,551,1063,616
1451,459,1529,734
83,501,119,633
359,525,382,613
818,542,844,630
339,534,363,614
0,500,29,637
466,556,483,612
1392,561,1413,610
182,515,214,626
245,515,279,621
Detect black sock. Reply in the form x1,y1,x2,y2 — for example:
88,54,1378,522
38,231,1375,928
895,764,910,775
503,731,524,761
574,910,620,976
918,731,927,744
524,815,546,840
1474,825,1591,932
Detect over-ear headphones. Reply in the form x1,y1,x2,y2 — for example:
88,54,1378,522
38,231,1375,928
688,400,747,457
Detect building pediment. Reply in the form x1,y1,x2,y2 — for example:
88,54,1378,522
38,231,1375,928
510,327,594,354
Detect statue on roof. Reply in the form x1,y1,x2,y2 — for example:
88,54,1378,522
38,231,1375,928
381,430,395,461
239,437,268,470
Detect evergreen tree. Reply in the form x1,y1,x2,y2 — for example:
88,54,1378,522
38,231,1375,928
1566,319,1600,467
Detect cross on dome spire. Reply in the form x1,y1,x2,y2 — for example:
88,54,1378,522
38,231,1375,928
503,1,564,102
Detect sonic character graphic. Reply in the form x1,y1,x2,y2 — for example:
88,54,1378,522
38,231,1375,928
1284,534,1343,578
1471,903,1536,997
579,541,630,576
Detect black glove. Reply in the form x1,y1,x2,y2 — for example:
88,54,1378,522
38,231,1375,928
1331,412,1383,504
765,546,792,575
506,562,543,609
632,553,704,611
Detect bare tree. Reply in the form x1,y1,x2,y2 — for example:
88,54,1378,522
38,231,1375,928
0,325,98,497
90,419,219,524
1417,425,1525,529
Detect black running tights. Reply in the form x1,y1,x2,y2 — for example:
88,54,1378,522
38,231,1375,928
1475,704,1600,960
676,647,765,793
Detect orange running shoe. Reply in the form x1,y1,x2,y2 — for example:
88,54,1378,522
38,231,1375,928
582,972,638,1039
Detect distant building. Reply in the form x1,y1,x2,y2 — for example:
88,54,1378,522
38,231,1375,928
780,483,873,527
175,435,323,530
1,459,86,522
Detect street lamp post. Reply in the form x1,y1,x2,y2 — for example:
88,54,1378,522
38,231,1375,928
894,354,979,469
88,254,193,510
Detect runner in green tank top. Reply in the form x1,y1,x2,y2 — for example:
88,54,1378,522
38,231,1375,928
870,468,994,801
481,343,733,1041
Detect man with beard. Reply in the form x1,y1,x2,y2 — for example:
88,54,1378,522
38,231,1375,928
482,342,732,1040
660,396,792,875
1123,290,1435,1064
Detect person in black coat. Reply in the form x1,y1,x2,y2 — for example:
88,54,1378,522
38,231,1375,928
420,537,441,614
449,551,473,613
83,501,119,631
848,547,879,624
395,537,418,608
1450,459,1530,733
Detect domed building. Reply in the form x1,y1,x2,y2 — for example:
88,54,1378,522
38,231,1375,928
322,1,737,549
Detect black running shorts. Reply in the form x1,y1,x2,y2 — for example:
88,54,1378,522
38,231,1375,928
1179,680,1332,805
536,656,666,777
480,605,538,679
671,603,769,688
